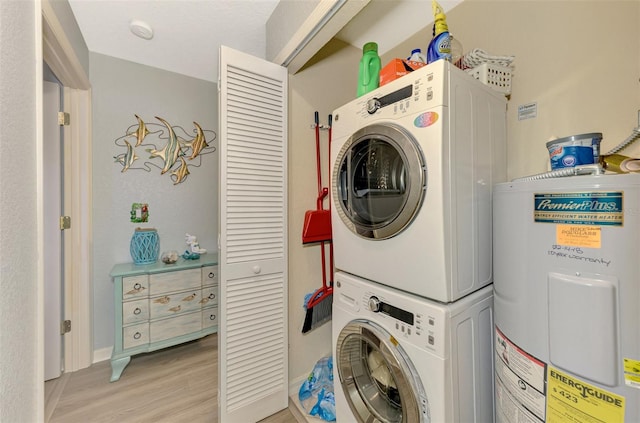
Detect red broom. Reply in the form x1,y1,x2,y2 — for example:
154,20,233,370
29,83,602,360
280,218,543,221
302,113,333,333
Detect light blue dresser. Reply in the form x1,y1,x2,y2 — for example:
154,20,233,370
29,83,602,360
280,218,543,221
109,253,218,382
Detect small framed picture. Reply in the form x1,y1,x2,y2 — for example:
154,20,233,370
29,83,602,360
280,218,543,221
130,203,149,223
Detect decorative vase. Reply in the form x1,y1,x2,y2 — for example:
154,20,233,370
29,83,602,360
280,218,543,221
130,228,160,264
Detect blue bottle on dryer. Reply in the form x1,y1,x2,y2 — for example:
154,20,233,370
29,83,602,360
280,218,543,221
427,0,451,63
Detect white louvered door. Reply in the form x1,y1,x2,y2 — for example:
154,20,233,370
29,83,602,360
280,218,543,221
218,45,288,422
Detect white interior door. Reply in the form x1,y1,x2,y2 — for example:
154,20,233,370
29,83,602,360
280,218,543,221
218,45,288,422
43,79,63,381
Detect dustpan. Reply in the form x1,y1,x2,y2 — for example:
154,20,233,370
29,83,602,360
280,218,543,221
302,189,331,244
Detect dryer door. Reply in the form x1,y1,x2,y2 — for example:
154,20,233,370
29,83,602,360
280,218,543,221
336,319,428,423
333,123,426,240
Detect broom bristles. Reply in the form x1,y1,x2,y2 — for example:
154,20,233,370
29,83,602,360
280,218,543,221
302,293,333,334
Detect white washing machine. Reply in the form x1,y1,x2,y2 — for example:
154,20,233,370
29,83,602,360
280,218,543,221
330,60,507,303
332,271,495,423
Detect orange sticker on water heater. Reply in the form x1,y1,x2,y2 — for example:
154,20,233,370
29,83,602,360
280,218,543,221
556,225,601,248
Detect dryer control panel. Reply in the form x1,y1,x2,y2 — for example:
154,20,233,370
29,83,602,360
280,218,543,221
335,59,448,125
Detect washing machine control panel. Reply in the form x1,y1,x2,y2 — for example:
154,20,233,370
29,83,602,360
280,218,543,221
364,292,442,354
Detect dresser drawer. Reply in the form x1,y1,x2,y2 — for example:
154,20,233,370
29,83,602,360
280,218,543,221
150,311,202,343
149,268,201,295
202,306,218,329
150,289,202,319
123,323,149,349
200,285,218,308
122,299,149,325
122,275,149,300
202,265,218,285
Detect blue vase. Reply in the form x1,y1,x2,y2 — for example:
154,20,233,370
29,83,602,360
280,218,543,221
130,228,160,264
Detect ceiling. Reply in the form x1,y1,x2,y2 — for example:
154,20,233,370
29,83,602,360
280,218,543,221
68,0,462,83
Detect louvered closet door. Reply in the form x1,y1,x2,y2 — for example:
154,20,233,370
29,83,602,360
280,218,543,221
218,45,288,423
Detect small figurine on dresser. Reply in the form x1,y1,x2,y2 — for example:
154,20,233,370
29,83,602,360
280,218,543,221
183,233,206,259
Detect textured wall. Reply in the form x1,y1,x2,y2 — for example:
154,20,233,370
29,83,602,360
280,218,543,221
0,0,40,421
387,0,640,180
90,52,218,350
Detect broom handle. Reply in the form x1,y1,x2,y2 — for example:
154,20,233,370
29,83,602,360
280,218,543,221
316,111,329,291
315,112,323,207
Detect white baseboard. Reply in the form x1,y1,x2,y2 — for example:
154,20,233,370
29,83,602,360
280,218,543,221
289,373,331,422
92,346,112,364
289,373,308,397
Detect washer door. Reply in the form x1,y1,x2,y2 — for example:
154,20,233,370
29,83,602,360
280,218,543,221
336,319,429,423
333,123,426,240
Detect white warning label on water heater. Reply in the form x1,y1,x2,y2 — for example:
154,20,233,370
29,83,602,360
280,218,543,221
495,326,547,422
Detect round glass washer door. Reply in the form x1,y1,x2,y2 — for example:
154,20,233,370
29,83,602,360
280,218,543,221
333,123,426,240
336,319,429,423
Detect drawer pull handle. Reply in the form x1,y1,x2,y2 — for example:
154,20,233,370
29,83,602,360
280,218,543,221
208,272,215,279
182,293,197,302
154,296,170,304
169,305,181,313
133,332,142,340
133,307,142,315
208,293,216,300
252,265,261,274
209,314,216,321
126,283,146,295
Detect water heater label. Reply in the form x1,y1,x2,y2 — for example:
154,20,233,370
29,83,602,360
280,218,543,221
623,358,640,389
534,191,623,226
547,366,625,423
495,327,547,422
556,225,601,248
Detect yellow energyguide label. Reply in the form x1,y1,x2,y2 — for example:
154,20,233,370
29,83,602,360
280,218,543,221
624,358,640,388
547,366,624,423
556,224,601,248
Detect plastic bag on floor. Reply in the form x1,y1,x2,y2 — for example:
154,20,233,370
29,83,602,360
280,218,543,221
298,355,336,421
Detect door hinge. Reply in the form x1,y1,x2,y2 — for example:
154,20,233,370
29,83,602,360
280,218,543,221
60,215,71,230
58,112,70,126
61,320,71,335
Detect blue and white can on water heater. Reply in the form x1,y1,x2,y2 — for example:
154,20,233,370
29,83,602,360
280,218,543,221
546,132,602,170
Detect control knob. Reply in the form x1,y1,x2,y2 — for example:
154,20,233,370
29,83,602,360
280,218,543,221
366,98,381,114
368,296,381,312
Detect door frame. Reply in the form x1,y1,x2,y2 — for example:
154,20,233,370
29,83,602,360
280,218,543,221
42,0,93,373
43,78,63,380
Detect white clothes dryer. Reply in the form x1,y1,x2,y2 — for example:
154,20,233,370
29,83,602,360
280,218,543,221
332,271,495,423
330,60,506,302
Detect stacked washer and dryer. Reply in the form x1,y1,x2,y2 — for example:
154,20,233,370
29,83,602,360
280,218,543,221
329,60,507,422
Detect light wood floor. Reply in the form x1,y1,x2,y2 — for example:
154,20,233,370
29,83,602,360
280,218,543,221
45,334,299,423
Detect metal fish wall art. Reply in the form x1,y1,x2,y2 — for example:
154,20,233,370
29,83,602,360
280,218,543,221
130,114,150,146
185,122,209,160
113,115,216,184
114,140,138,172
171,157,190,185
148,116,183,174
